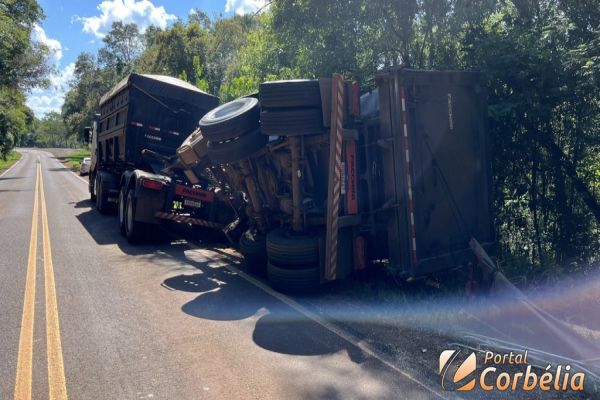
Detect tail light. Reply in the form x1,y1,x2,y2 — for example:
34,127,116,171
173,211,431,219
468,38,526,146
141,178,164,191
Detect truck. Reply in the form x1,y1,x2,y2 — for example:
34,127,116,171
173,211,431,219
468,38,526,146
177,68,495,291
87,73,238,243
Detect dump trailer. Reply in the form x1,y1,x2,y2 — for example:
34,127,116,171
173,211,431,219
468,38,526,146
88,73,237,243
172,68,494,291
358,68,494,278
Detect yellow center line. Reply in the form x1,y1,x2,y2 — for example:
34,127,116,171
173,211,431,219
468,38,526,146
39,161,69,400
14,159,40,400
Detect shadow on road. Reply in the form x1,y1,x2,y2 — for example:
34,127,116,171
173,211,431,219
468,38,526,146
47,167,71,172
70,196,600,396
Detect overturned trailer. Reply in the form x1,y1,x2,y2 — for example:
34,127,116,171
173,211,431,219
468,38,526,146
175,68,495,290
361,68,494,278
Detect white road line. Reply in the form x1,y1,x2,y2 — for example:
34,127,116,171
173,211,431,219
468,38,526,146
191,245,451,399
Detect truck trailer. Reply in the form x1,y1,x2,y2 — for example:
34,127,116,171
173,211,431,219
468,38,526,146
174,68,494,291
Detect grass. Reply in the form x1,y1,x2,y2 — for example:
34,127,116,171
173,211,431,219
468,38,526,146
0,150,22,171
65,148,90,172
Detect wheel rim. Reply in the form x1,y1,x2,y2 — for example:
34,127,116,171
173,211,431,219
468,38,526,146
126,193,134,234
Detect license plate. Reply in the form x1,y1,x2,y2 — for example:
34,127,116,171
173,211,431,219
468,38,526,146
184,199,202,208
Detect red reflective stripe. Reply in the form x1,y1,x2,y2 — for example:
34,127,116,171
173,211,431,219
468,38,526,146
345,140,358,214
168,131,180,136
130,121,143,127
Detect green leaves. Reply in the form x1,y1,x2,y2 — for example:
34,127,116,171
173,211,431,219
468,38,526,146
0,0,50,157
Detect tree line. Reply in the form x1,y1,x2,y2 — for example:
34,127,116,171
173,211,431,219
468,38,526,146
3,0,600,280
0,0,51,155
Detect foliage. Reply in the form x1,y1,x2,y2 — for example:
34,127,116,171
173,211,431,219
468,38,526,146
0,150,22,170
0,0,50,157
462,1,600,279
0,0,50,89
98,21,143,75
22,111,80,148
64,148,90,172
219,12,301,101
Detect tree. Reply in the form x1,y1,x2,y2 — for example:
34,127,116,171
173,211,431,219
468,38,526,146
462,0,600,273
62,52,118,139
219,12,300,101
0,0,50,157
0,0,50,89
32,111,74,147
98,21,143,74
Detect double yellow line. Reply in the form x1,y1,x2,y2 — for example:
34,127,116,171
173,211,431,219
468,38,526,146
14,160,68,400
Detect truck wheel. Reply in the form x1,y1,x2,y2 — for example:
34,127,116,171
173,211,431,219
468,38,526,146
259,80,321,109
267,262,320,292
89,172,96,201
118,186,127,235
266,228,321,268
260,109,324,136
200,97,260,142
239,230,267,274
95,174,110,214
125,188,147,244
207,128,267,164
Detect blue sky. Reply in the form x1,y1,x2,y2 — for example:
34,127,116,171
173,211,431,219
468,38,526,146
28,0,267,117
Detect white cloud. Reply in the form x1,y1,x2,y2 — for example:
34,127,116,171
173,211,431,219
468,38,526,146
225,0,268,15
77,0,177,38
31,24,63,63
26,63,75,117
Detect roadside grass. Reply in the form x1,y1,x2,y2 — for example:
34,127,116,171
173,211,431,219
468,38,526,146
0,150,22,171
65,148,90,172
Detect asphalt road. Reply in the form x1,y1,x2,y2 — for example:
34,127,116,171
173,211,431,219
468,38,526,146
0,150,449,400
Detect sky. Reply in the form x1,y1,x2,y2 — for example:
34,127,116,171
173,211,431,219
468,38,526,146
27,0,268,118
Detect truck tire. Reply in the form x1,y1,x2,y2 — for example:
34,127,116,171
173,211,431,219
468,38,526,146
260,108,324,136
266,227,321,267
95,174,113,214
239,230,267,274
259,80,321,109
200,97,260,142
207,128,267,164
89,172,96,201
124,188,147,244
118,185,127,235
267,262,320,292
